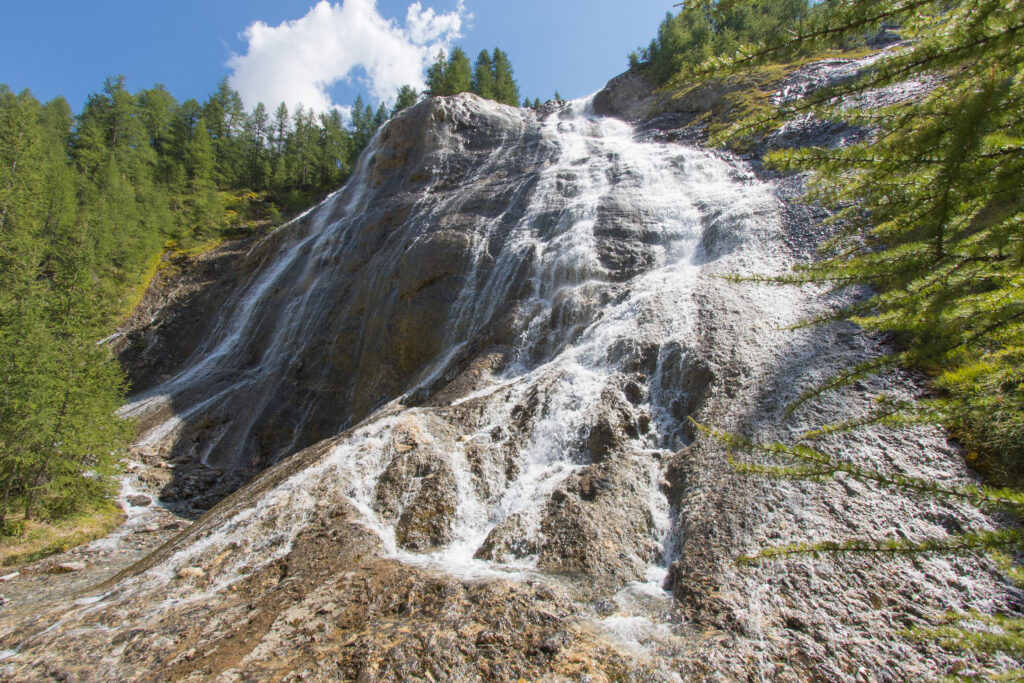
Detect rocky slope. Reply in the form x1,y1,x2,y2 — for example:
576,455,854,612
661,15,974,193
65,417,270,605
0,56,1016,681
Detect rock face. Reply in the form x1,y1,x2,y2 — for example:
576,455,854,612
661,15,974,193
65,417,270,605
1,68,1014,681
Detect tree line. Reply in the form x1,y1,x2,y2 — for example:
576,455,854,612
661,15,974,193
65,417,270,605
629,0,814,83
425,47,549,108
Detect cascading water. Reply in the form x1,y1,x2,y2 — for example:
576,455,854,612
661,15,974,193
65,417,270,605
7,80,1006,681
116,94,780,588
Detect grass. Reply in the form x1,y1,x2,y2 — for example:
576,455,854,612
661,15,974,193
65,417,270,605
0,501,125,567
113,246,167,325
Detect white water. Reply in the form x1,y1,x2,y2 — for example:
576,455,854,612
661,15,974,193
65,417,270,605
110,96,782,610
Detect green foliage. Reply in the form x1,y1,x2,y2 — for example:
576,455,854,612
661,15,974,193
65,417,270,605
444,47,473,95
0,86,133,523
392,85,420,116
706,0,1024,484
490,48,521,106
631,1,814,84
680,0,1024,674
473,50,496,100
426,46,522,106
0,72,400,523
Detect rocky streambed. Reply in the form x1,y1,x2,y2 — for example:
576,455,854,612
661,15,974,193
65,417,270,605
0,55,1018,681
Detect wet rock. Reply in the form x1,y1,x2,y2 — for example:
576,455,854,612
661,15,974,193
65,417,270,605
372,416,458,550
8,73,1007,683
582,387,638,462
177,567,205,580
536,630,571,655
474,513,541,562
623,380,645,405
126,494,152,507
537,457,657,583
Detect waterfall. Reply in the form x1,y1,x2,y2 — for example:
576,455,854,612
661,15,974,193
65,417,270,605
11,63,1005,683
116,93,783,590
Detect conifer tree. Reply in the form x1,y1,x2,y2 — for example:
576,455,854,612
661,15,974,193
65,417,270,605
0,86,131,522
317,109,349,187
442,47,473,96
244,102,269,189
682,0,1024,673
202,79,246,186
392,85,419,116
491,48,520,106
426,50,447,97
472,50,496,99
633,2,812,84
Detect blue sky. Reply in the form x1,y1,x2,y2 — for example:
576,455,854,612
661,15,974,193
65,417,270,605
1,0,675,115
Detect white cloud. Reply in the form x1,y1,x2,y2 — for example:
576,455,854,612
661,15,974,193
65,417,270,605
228,0,467,114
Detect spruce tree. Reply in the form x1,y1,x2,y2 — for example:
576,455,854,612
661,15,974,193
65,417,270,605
491,48,520,106
317,109,349,188
472,50,496,99
202,79,246,186
0,86,131,522
244,102,269,189
442,47,473,96
426,50,447,97
392,85,419,116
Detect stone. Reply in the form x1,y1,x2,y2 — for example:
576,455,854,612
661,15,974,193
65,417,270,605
126,494,152,507
49,562,86,574
177,567,205,580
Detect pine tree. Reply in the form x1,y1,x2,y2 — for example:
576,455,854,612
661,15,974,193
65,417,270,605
0,86,131,522
491,48,520,106
684,0,1024,673
243,102,269,189
392,85,419,116
472,50,496,100
442,47,473,96
633,2,812,84
202,79,246,186
317,109,349,187
426,50,447,97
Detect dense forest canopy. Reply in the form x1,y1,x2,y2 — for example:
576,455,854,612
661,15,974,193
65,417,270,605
629,0,815,82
